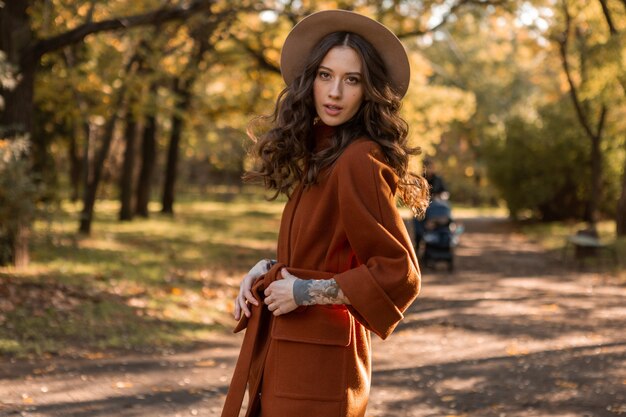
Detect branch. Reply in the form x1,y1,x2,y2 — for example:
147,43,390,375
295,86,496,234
232,36,280,74
32,0,214,59
396,2,463,38
85,0,96,24
396,0,508,38
598,0,618,35
422,56,467,90
596,105,607,139
557,1,597,141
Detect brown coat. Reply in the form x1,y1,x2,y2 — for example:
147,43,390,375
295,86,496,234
221,137,421,417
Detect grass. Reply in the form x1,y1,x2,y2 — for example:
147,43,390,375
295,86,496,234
519,219,622,249
2,188,623,358
517,218,626,275
0,187,284,358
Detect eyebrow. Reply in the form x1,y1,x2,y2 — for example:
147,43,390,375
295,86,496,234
319,65,362,76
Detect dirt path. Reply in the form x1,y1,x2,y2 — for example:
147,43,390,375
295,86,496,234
2,217,625,417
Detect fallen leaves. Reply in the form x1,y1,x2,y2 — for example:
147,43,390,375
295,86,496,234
555,379,578,389
505,343,529,356
170,287,183,296
0,278,88,314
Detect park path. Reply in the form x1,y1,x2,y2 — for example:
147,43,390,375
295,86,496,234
1,217,625,417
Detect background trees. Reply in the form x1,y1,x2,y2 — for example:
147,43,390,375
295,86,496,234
1,0,625,267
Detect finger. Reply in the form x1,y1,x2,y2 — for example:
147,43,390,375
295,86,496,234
234,301,241,320
281,268,296,280
239,297,251,318
272,306,281,316
244,290,258,306
264,287,272,297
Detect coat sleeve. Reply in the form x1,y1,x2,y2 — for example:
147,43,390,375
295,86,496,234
333,141,421,340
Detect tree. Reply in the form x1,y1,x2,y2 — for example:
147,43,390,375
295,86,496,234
556,0,608,228
0,0,218,262
119,104,138,221
135,82,158,218
553,0,626,232
595,0,626,235
161,12,232,215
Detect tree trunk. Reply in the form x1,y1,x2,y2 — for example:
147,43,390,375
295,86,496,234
162,78,192,215
79,112,123,234
586,106,606,227
1,2,37,267
587,135,602,225
558,7,606,230
161,114,182,215
69,122,83,202
135,93,158,218
0,2,35,138
79,52,141,234
617,142,626,236
12,223,30,268
79,88,127,234
596,0,626,235
119,110,137,221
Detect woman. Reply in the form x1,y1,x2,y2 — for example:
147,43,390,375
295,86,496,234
221,9,429,417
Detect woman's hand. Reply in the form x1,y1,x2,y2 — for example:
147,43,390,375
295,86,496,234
234,259,271,321
264,269,298,316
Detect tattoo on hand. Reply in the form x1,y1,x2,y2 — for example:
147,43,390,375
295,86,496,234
293,278,350,306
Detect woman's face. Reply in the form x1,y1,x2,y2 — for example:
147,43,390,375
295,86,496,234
313,46,365,127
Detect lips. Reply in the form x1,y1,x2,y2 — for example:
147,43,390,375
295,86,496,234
323,103,343,116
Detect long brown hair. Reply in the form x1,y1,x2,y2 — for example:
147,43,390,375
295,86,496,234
244,31,429,217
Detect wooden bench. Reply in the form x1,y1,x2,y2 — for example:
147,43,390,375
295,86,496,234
563,232,618,268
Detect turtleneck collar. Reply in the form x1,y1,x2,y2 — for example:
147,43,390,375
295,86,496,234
313,121,337,152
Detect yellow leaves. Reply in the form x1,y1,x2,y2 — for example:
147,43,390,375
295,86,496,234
113,381,134,389
261,89,274,100
77,3,93,18
169,287,183,296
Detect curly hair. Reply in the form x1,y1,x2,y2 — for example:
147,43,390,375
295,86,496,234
244,32,429,217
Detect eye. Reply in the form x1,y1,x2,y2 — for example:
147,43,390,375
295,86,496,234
318,71,331,80
346,76,361,85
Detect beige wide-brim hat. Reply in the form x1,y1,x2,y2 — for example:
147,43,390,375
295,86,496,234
280,9,411,98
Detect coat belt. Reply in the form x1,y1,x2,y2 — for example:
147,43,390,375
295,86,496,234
220,264,336,417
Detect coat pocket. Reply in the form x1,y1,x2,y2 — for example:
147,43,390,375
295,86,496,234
270,305,353,401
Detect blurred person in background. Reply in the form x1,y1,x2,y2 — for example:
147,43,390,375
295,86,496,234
413,157,449,253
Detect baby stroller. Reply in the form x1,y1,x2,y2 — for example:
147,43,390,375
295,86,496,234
419,198,461,272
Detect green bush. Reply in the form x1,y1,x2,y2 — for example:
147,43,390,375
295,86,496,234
483,100,620,220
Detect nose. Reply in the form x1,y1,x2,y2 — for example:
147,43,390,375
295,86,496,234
328,79,342,99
